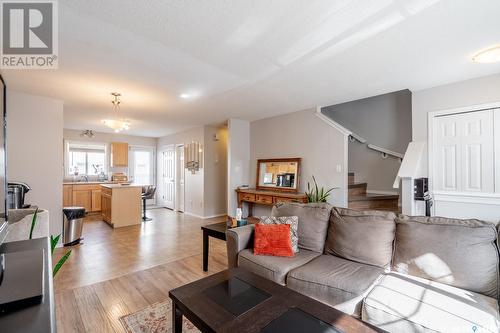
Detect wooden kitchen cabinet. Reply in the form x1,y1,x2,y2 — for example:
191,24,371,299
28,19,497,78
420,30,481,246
63,185,73,207
91,189,102,211
101,188,112,223
72,189,92,212
111,142,129,167
100,184,141,228
63,184,104,213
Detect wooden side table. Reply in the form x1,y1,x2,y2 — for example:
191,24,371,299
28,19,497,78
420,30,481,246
201,218,259,271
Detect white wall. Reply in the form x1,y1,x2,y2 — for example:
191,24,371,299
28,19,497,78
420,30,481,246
157,127,205,217
203,125,227,218
7,91,64,238
412,73,500,221
63,129,157,178
227,119,250,217
250,108,346,216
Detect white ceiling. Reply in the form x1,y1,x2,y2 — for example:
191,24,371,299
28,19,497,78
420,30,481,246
3,0,500,137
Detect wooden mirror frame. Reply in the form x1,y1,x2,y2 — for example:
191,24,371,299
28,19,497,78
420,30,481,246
256,158,301,193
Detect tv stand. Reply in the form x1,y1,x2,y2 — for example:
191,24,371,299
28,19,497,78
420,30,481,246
0,238,55,333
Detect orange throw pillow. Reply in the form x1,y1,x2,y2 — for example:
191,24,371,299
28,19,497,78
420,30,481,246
254,224,294,257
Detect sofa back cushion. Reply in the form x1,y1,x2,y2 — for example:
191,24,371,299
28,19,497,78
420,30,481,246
393,215,499,298
271,202,332,253
324,208,396,268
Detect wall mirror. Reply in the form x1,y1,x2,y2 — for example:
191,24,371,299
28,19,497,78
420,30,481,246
256,158,301,193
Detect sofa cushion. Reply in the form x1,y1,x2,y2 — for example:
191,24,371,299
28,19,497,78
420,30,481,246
325,208,396,268
238,248,320,285
287,255,383,317
254,224,293,257
393,215,499,298
271,202,332,253
260,216,299,253
363,273,500,333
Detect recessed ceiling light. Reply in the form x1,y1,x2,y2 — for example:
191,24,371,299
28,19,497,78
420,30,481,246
180,93,191,99
472,45,500,63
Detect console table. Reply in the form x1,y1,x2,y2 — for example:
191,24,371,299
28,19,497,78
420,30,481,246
236,188,307,216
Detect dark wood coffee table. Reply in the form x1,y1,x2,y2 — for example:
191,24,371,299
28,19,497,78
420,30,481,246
169,268,383,333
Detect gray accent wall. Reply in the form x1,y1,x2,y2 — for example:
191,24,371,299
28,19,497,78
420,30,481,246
250,108,346,216
322,90,412,192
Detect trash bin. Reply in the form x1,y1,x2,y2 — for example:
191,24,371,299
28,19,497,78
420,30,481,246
63,207,86,246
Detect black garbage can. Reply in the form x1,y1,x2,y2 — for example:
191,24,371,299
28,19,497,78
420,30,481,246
63,207,86,246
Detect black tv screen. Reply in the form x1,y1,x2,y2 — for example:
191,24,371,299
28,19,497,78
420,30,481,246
0,74,7,244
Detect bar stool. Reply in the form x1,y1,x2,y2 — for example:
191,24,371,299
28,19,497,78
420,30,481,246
141,185,156,221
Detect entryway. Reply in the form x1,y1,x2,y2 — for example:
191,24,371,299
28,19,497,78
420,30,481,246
158,144,185,212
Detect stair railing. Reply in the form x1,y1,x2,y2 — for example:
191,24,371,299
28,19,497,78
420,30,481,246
348,132,367,144
367,144,404,162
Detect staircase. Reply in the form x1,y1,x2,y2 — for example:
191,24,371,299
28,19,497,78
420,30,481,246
348,172,399,212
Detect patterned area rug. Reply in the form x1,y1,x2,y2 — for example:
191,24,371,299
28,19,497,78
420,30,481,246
120,300,200,333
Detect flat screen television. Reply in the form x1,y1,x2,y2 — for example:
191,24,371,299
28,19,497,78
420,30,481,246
0,74,7,244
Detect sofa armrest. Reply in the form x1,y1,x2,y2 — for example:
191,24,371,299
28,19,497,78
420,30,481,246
226,224,255,268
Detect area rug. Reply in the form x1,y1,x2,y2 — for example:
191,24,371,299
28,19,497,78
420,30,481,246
120,300,200,333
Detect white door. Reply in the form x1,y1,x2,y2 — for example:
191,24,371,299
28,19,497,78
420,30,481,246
434,110,494,193
176,145,185,212
163,148,176,209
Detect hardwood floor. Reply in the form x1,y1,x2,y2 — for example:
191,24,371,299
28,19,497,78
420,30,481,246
53,208,228,332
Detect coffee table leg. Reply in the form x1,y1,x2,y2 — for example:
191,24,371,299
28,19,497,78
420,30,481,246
203,230,209,272
172,302,183,333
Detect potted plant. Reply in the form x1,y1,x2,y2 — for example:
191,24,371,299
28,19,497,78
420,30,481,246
305,176,337,203
29,208,72,277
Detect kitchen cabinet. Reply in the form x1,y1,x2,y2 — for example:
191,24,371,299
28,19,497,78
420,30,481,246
100,184,141,228
91,189,102,211
63,185,73,207
72,189,92,212
101,187,112,223
63,184,104,213
111,142,129,167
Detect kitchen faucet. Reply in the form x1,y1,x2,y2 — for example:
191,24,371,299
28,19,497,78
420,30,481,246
80,175,89,182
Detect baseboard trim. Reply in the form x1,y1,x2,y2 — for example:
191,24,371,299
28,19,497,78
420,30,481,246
183,212,227,219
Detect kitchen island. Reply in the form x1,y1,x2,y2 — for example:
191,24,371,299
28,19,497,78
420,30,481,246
101,184,142,228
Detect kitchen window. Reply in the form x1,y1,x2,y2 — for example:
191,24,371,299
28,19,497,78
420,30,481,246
66,142,107,176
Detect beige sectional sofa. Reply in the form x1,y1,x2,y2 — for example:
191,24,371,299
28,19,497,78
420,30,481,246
226,202,500,333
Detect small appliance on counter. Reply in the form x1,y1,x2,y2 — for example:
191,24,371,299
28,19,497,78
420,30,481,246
111,173,128,182
276,173,295,188
7,182,31,209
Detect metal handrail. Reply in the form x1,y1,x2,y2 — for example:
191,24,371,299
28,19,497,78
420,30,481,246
367,144,404,160
348,133,367,144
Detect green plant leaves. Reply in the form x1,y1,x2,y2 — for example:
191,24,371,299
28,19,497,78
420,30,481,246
29,208,39,240
50,234,60,255
53,250,72,277
304,175,337,203
28,211,72,278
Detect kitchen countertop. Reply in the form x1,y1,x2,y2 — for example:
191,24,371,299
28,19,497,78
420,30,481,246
63,181,130,185
100,183,144,189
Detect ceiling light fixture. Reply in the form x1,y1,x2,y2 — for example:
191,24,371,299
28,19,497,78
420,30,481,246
471,45,500,63
180,93,191,99
80,129,95,138
102,92,130,133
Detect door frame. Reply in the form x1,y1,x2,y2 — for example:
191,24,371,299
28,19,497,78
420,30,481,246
427,101,500,207
175,144,185,213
